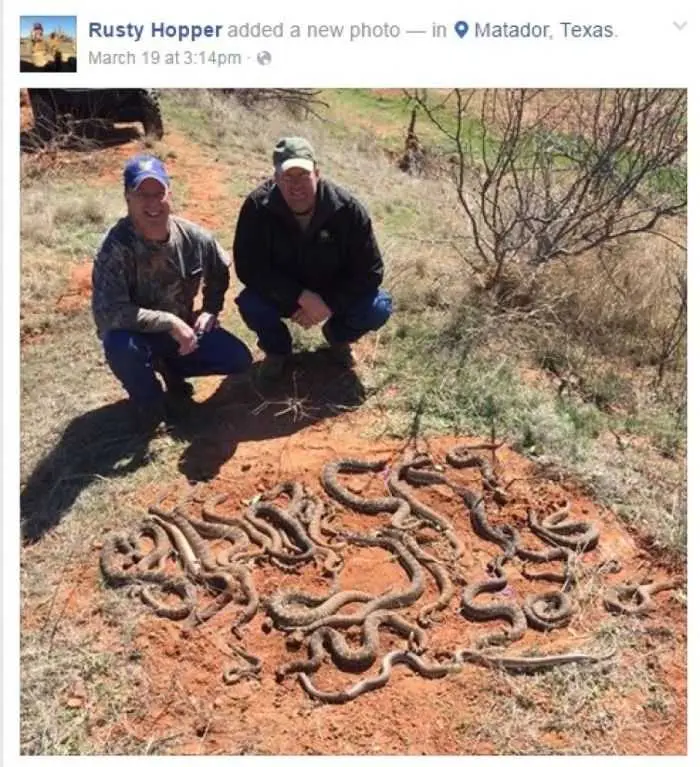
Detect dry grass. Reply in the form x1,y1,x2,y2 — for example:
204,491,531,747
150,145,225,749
453,570,686,755
534,220,687,366
20,182,123,339
20,484,157,755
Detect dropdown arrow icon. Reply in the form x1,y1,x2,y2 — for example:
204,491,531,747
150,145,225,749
673,21,687,30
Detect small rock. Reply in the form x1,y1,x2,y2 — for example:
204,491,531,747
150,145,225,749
69,679,87,699
241,463,252,472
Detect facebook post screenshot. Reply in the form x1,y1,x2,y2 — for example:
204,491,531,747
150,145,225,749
2,0,694,761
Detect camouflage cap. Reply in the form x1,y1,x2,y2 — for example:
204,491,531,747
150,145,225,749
273,137,316,173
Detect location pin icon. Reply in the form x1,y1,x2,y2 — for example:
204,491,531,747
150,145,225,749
454,20,469,38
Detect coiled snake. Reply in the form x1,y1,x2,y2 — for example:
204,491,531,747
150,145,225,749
99,521,197,620
276,610,426,679
460,555,527,648
603,578,683,615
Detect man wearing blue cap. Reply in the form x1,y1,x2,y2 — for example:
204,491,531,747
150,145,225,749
233,136,392,380
91,154,253,430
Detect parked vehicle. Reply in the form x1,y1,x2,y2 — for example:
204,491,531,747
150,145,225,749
26,89,164,140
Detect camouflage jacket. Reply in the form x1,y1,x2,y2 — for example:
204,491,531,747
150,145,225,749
91,215,231,339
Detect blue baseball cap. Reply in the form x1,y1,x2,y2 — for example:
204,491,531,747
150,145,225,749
123,154,170,191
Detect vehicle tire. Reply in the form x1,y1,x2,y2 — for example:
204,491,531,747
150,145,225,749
138,90,164,140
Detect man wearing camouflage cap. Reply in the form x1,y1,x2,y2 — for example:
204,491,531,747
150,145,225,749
233,136,392,380
92,154,253,430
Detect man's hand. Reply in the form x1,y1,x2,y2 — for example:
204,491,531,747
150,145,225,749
194,311,218,335
169,317,199,355
297,290,331,325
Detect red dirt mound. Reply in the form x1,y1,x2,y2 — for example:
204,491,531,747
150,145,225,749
29,423,686,756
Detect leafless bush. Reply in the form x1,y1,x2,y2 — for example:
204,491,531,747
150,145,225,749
405,89,687,384
408,89,686,294
216,88,329,120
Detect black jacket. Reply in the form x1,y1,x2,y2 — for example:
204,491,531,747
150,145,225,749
233,177,384,316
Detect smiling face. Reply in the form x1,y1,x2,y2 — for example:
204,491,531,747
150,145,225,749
126,177,171,241
275,166,319,215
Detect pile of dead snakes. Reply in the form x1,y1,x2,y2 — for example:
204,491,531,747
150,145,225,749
98,445,684,704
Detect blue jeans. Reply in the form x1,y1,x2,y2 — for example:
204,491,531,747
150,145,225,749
235,288,393,355
103,328,253,405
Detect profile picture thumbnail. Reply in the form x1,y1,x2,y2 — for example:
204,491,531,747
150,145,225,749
20,15,77,72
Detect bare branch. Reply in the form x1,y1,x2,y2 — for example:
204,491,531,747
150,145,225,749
405,88,686,294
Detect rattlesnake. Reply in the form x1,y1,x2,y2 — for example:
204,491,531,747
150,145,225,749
299,645,618,703
517,544,577,589
147,508,201,575
387,455,459,534
301,497,346,574
201,493,275,556
246,501,317,565
298,649,462,704
396,454,515,561
457,485,518,561
291,532,427,635
171,509,252,569
264,585,377,630
242,506,286,557
523,590,573,630
381,528,455,627
453,646,617,672
99,523,197,620
527,504,599,553
172,509,249,548
321,458,416,529
99,450,663,704
603,578,684,615
276,610,426,678
445,445,510,505
148,507,256,626
460,556,527,648
222,645,263,685
303,498,346,551
261,480,306,510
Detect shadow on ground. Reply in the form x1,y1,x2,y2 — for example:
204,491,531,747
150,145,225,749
20,349,368,543
20,123,140,154
174,349,368,482
20,400,154,543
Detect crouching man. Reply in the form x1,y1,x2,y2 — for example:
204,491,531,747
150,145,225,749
91,154,252,430
233,136,392,380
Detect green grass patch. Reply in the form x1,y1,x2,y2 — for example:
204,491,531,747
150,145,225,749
373,307,605,463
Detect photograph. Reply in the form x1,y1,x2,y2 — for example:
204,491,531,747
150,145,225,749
20,15,77,72
18,87,687,756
